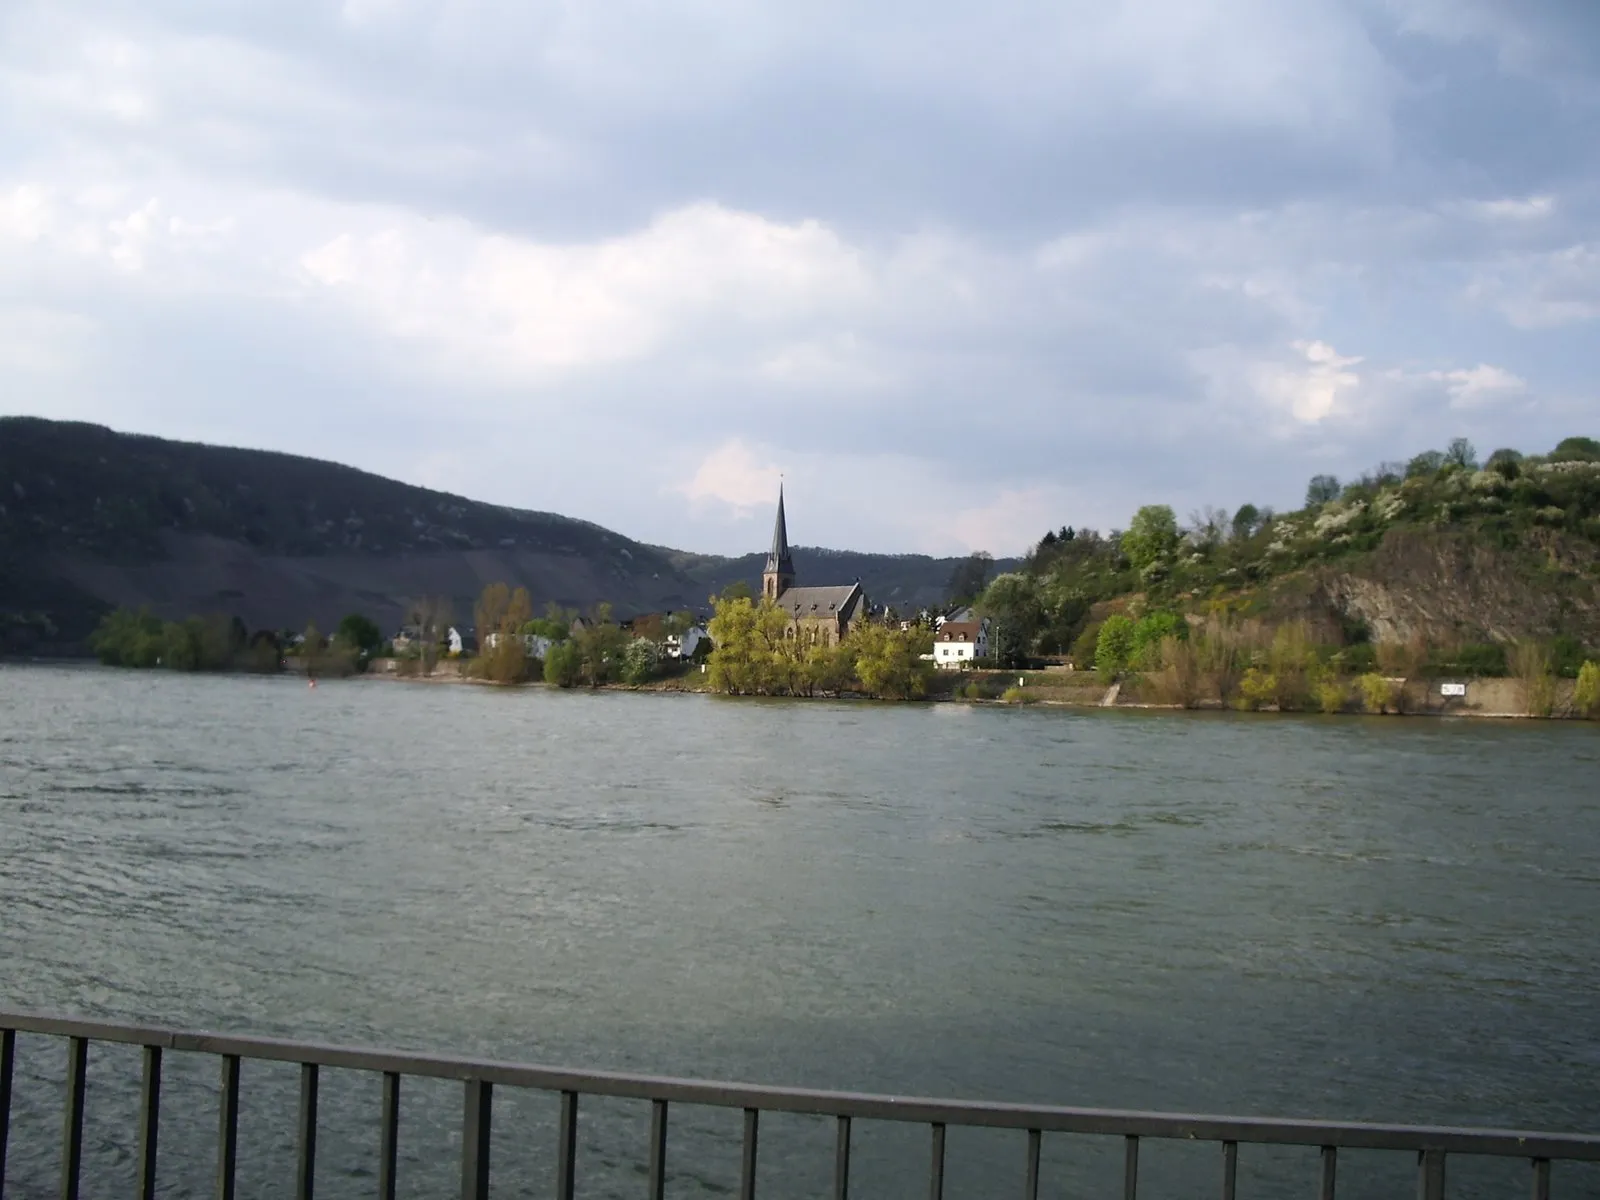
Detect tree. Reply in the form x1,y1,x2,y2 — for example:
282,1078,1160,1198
335,613,383,656
977,573,1043,668
543,640,582,687
1551,436,1600,463
1130,611,1185,668
1121,506,1180,573
1485,447,1523,478
945,551,994,608
407,596,454,674
621,638,660,685
1304,475,1341,506
1406,450,1445,478
707,595,792,694
719,580,753,602
574,604,629,686
1230,504,1261,542
847,621,932,700
1186,506,1228,548
1095,614,1135,676
1444,437,1478,471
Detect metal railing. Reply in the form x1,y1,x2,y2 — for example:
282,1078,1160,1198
3,1010,1598,1199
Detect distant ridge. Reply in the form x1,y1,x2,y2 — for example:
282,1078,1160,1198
0,417,1008,652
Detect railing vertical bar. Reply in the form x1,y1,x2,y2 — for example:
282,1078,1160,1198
739,1108,759,1200
60,1036,88,1200
460,1079,491,1200
1416,1148,1446,1200
1530,1157,1550,1200
378,1072,400,1200
929,1123,945,1200
647,1099,668,1200
137,1045,162,1200
296,1063,318,1200
1123,1134,1139,1200
556,1090,578,1200
1221,1140,1237,1200
1023,1128,1041,1200
1320,1145,1337,1200
0,1028,14,1200
215,1054,240,1200
834,1115,851,1200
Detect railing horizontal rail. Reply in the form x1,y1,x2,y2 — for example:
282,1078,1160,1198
5,1009,1599,1162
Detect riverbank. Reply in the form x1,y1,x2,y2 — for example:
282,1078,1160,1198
359,658,1595,720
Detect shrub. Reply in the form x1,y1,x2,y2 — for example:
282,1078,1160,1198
1313,673,1349,714
1000,686,1037,705
1509,641,1555,717
1130,610,1185,669
1550,635,1589,679
1141,636,1203,708
1236,668,1278,711
1359,672,1400,714
1575,661,1600,719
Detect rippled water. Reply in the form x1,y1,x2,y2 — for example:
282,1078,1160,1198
2,663,1598,1197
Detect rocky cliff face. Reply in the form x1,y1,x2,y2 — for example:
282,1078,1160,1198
1302,528,1600,645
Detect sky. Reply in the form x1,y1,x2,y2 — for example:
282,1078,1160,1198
2,1,1598,557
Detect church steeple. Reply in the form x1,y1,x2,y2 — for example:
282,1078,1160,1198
763,485,795,601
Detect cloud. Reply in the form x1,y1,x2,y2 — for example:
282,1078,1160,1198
1,0,1598,557
1427,363,1528,409
676,441,784,517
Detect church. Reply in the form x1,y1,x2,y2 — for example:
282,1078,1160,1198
760,487,869,647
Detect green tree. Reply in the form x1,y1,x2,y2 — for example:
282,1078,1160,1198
707,595,791,694
1230,504,1261,541
1485,448,1523,478
1304,475,1341,506
90,607,165,667
848,621,933,700
977,573,1042,667
1121,506,1180,573
621,638,659,685
1444,437,1478,471
335,613,383,656
543,640,582,687
1130,610,1185,668
1406,450,1445,478
719,580,753,602
945,551,995,608
1095,614,1135,676
574,604,629,685
1550,436,1600,463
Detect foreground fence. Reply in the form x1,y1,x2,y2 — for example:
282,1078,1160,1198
3,1010,1598,1199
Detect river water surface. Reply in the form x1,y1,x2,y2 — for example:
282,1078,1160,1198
2,663,1598,1197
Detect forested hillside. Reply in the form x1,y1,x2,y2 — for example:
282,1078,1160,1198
977,436,1600,665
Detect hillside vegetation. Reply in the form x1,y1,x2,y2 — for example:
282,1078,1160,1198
978,436,1600,671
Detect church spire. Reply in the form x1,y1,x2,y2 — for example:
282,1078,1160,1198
763,485,795,600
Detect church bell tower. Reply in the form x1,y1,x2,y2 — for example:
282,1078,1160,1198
763,485,795,601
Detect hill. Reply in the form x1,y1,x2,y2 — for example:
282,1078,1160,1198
979,437,1600,665
0,418,1001,653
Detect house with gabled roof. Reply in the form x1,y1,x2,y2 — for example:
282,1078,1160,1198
760,487,869,647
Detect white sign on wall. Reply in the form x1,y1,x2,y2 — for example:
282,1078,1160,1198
1440,682,1467,697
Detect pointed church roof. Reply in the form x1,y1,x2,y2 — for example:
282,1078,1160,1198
765,485,794,576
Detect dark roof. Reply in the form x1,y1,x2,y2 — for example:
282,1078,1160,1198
765,485,794,577
936,621,982,642
775,583,863,621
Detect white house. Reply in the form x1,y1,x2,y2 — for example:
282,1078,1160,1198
665,625,712,660
933,618,989,669
484,631,555,659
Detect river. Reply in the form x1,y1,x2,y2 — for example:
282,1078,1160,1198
2,663,1597,1197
